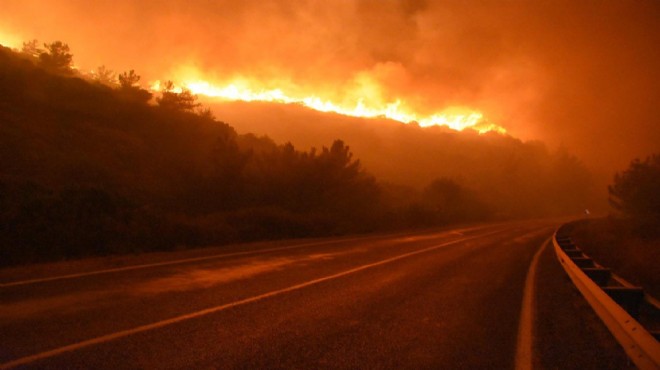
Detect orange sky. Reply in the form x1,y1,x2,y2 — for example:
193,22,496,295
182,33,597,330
1,0,658,172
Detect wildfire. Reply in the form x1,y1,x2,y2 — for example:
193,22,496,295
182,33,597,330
0,30,21,49
151,78,506,134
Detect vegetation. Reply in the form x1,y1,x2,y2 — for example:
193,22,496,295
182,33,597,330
38,41,73,74
0,41,594,266
608,153,660,236
157,81,200,112
572,218,659,298
207,100,596,218
571,154,660,298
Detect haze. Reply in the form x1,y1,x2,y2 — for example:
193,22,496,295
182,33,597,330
3,2,660,367
1,0,659,172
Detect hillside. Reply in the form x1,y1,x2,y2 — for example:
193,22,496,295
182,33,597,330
208,99,597,217
0,45,384,264
0,44,594,265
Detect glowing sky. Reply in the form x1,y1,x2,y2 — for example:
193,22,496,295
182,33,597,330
1,0,658,170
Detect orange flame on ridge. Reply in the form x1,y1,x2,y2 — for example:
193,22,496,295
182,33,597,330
151,77,506,134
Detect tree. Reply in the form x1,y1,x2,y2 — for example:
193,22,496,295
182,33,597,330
307,140,381,222
316,140,361,183
117,70,152,103
157,80,200,112
609,153,660,222
118,70,141,89
20,39,42,58
38,41,73,73
94,65,116,86
196,106,215,120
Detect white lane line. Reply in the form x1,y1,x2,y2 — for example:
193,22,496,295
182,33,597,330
0,236,387,288
0,225,496,288
515,238,550,370
0,228,509,369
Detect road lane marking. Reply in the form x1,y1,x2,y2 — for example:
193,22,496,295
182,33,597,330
0,238,377,288
0,225,495,288
0,236,404,288
0,227,509,369
515,238,550,370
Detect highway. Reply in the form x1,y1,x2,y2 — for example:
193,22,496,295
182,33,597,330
0,220,632,369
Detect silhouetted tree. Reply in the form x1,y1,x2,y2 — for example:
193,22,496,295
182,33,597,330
94,65,116,86
196,106,215,120
20,39,42,58
609,153,660,223
118,70,141,89
38,41,73,73
157,80,200,112
117,69,151,103
307,140,381,229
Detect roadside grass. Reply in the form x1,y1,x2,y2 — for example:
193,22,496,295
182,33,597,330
571,217,660,298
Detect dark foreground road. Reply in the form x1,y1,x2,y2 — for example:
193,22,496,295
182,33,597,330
0,220,631,369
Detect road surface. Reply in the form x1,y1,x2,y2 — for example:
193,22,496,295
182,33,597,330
0,220,631,369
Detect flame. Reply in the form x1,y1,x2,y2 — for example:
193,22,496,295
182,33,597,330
150,77,506,134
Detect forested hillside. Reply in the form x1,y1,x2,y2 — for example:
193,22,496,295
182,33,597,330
0,43,593,265
210,100,597,218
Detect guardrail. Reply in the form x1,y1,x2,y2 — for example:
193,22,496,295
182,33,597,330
553,226,660,370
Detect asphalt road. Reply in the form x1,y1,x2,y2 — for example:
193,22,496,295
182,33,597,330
0,220,631,369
